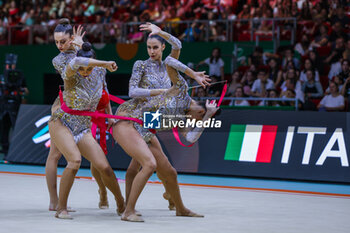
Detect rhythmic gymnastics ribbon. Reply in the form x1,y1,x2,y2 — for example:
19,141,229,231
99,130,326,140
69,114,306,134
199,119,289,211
92,90,140,154
91,89,110,155
59,89,156,134
59,80,227,148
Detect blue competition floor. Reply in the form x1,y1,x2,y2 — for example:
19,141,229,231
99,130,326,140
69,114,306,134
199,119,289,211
1,163,350,196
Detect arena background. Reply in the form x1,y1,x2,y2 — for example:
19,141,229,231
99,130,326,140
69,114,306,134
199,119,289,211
0,41,289,104
1,1,350,232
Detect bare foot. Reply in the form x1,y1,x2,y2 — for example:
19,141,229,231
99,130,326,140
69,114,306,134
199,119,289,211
98,189,109,209
49,203,58,211
55,209,73,219
135,210,142,216
121,212,144,222
49,204,76,212
116,201,126,216
176,208,204,218
163,192,176,211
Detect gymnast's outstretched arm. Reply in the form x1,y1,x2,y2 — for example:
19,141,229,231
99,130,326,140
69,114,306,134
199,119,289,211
65,57,117,78
163,56,210,89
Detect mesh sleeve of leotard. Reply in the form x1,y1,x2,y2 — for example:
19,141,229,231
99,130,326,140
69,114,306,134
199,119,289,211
166,34,182,50
128,60,151,97
69,57,90,71
164,56,188,73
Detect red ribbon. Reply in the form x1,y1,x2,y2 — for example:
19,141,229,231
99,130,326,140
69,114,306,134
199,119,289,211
91,90,130,155
91,111,108,154
58,89,156,133
108,94,125,105
217,81,228,107
59,80,227,149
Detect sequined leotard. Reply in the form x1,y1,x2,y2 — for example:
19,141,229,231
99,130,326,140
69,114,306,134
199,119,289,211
114,34,183,142
52,50,76,76
130,58,171,95
116,56,191,142
122,33,182,112
119,59,171,115
51,50,77,108
50,66,107,142
127,33,182,98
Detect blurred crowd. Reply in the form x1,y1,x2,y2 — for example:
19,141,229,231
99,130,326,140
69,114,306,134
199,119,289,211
1,0,238,44
181,0,349,112
0,0,348,44
0,0,350,111
194,43,350,111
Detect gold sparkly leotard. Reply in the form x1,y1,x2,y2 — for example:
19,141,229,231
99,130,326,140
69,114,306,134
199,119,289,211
127,32,182,98
116,56,191,143
122,33,182,113
50,66,107,142
51,50,77,108
130,58,171,92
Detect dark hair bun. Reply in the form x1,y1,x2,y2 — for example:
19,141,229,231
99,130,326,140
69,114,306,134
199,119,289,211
54,18,73,35
58,18,70,25
77,42,96,59
82,42,92,52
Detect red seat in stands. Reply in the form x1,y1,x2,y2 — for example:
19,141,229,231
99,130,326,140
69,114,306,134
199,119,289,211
310,98,322,107
316,46,331,57
238,66,250,73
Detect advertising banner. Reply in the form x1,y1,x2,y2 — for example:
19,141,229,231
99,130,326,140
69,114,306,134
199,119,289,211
6,105,200,173
7,105,350,182
198,110,350,182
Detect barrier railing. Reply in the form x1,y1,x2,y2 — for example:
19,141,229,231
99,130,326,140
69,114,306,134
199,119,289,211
110,95,299,110
193,96,299,110
2,17,296,45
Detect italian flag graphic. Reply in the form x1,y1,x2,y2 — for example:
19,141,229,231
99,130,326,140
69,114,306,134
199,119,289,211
224,124,278,163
